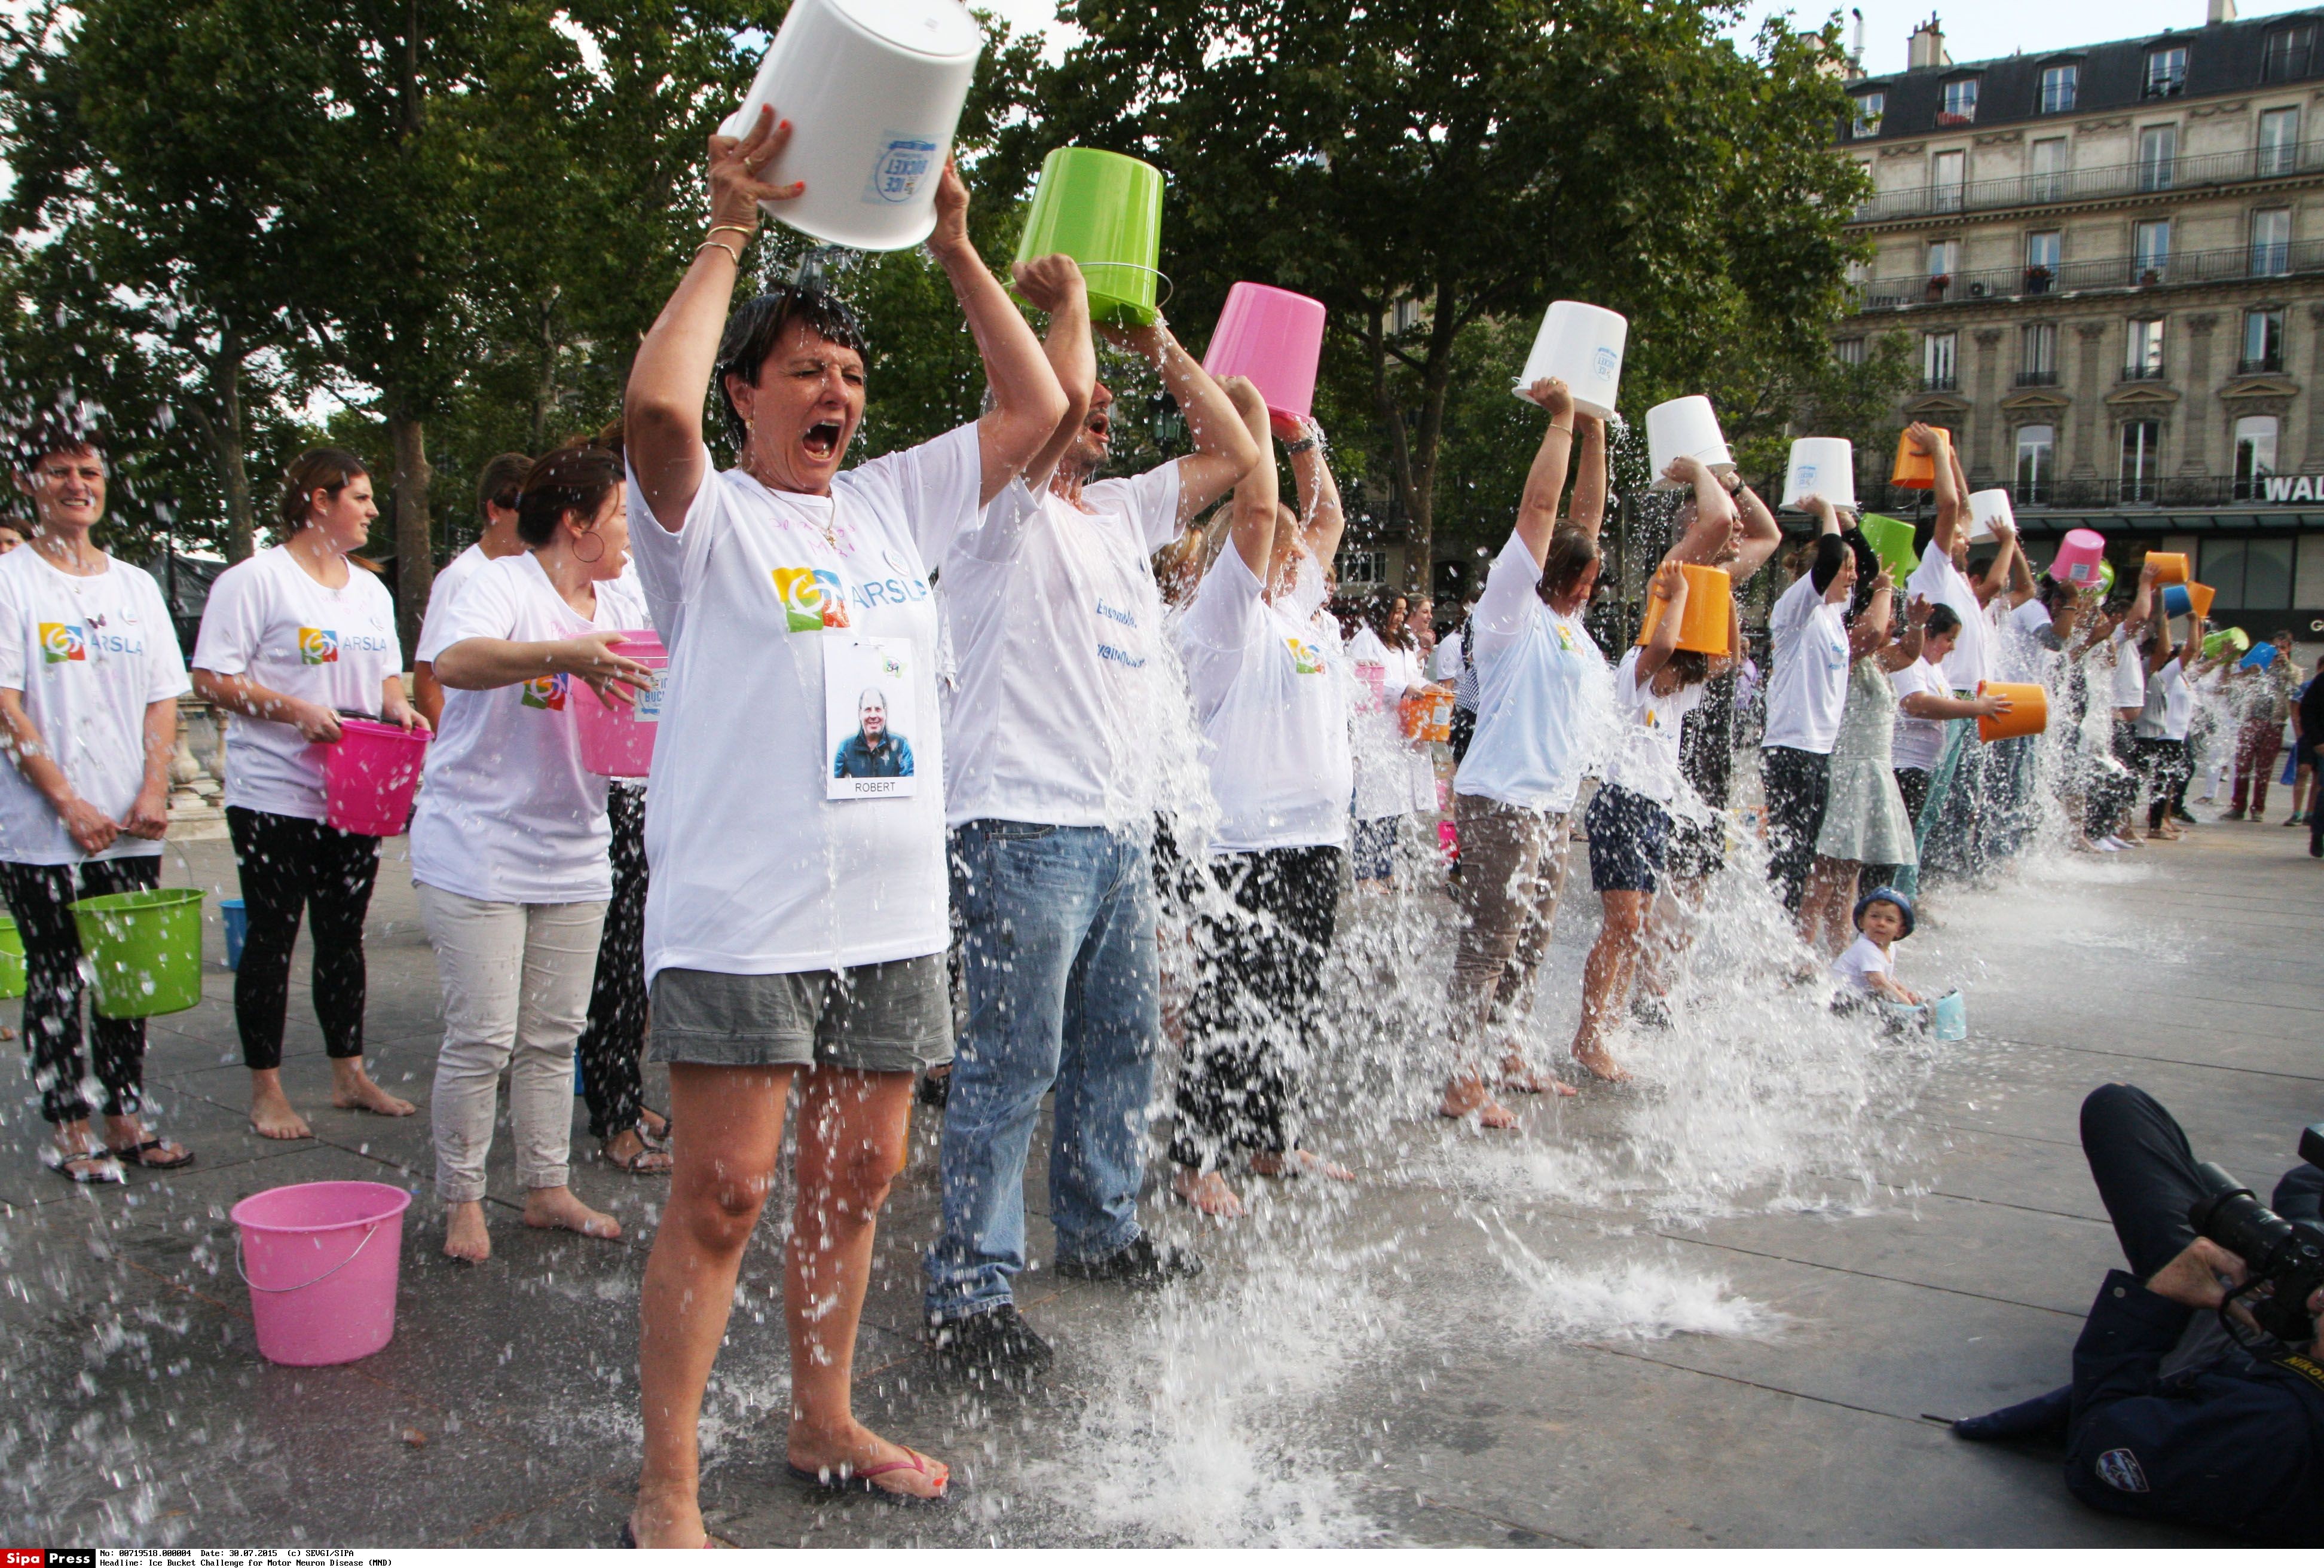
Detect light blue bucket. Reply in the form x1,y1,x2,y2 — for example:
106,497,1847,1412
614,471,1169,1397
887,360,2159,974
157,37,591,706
221,898,247,971
1930,988,1967,1042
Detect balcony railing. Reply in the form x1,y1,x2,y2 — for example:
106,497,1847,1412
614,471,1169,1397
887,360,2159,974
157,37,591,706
2238,353,2285,375
1847,473,2286,513
1919,372,1959,391
2121,363,2168,381
1852,137,2324,223
1853,238,2324,311
2013,368,2059,387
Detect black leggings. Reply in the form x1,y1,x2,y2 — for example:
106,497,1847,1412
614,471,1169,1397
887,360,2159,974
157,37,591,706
1172,844,1341,1169
227,806,379,1070
2141,738,2191,831
2081,1083,2324,1281
576,782,649,1139
0,856,160,1123
1760,746,1831,915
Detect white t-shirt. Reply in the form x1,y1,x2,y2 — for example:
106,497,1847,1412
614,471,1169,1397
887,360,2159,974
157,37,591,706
1347,627,1435,820
1830,933,1892,994
1889,656,1950,771
1907,544,1989,691
1454,531,1611,812
1429,629,1465,682
941,463,1183,829
1601,648,1707,810
415,543,490,667
1761,573,1852,755
408,554,648,904
191,546,403,821
2138,656,2193,740
625,424,981,982
1177,547,1352,853
0,548,191,865
2108,624,2149,710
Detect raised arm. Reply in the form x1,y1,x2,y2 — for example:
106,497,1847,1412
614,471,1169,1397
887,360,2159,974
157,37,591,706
2176,614,2207,672
1565,413,1608,544
1513,377,1577,567
2120,558,2161,638
1729,477,1783,583
1288,420,1345,567
1976,517,2019,608
1806,495,1843,538
1105,321,1258,523
1011,255,1096,495
1635,561,1687,686
1662,455,1741,568
1848,574,1894,660
1219,378,1277,579
625,108,805,532
2005,529,2036,608
1879,590,1931,671
1912,422,1961,559
925,164,1070,507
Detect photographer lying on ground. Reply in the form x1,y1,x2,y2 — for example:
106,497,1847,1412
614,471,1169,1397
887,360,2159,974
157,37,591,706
1952,1084,2324,1543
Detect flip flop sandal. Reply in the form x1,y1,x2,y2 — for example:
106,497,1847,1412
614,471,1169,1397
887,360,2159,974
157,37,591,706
637,1110,672,1149
600,1140,671,1175
42,1144,126,1184
106,1138,195,1171
787,1449,950,1506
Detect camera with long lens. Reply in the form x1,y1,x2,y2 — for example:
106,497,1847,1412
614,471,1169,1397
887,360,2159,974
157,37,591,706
2187,1123,2324,1350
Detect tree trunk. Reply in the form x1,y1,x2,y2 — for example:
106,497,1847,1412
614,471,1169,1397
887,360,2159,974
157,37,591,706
389,414,433,662
216,331,255,562
1400,278,1462,596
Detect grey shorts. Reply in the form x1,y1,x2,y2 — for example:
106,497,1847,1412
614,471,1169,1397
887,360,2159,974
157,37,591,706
648,955,953,1074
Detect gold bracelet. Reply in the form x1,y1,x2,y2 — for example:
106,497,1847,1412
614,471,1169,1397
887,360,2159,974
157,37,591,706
696,239,742,267
706,223,756,246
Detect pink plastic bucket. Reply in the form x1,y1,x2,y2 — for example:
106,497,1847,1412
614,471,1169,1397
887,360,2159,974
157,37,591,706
232,1181,412,1366
2050,528,2106,586
323,719,430,836
1202,282,1327,425
1438,818,1459,861
575,633,669,779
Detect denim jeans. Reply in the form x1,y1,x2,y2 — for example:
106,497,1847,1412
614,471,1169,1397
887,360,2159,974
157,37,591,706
925,820,1160,1325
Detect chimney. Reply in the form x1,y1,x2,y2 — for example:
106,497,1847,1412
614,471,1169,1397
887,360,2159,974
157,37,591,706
2207,0,2237,24
1907,15,1950,72
1849,8,1867,78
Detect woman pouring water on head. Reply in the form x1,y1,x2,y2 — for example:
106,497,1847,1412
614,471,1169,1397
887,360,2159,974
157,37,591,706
620,109,1066,1538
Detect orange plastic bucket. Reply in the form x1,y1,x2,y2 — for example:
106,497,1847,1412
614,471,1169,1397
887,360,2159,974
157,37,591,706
1635,564,1733,655
2181,580,2216,622
2145,550,2189,586
1399,686,1454,742
1889,427,1947,491
1976,681,2048,743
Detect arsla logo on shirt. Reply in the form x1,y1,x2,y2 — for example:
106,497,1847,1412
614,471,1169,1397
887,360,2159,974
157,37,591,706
1285,636,1325,675
520,673,570,711
298,627,340,664
38,622,85,663
771,567,851,633
1554,623,1576,653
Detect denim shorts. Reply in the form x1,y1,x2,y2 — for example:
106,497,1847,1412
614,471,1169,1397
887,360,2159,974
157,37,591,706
1350,815,1400,881
1585,783,1672,893
648,956,952,1074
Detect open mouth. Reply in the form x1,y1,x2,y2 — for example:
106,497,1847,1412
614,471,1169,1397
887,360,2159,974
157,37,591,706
1087,414,1111,442
802,421,843,460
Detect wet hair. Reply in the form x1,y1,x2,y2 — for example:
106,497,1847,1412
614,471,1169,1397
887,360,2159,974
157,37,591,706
1540,526,1600,603
476,452,533,518
1924,602,1962,638
712,284,872,450
16,414,105,475
1666,649,1714,688
515,441,623,549
1808,534,1850,594
279,448,368,532
1368,591,1414,648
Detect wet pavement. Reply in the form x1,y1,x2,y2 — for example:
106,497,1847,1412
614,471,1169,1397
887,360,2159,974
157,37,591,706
4,816,2314,1548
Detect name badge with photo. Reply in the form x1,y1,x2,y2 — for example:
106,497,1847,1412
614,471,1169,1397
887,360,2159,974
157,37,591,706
825,636,918,801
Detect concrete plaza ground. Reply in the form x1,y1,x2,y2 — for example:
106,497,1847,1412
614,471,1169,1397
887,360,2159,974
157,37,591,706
2,811,2316,1549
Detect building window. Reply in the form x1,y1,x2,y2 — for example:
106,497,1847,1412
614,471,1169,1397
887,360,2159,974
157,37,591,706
2025,229,2060,292
2262,24,2314,84
1941,76,1980,125
2016,424,2055,503
2125,318,2166,379
2120,421,2163,503
1923,330,1958,391
2234,416,2280,501
2258,106,2300,177
1927,238,1959,279
2145,45,2188,100
2251,206,2292,277
1338,549,1385,588
2243,306,2285,373
2138,125,2177,192
2019,322,2057,385
2135,219,2172,280
1852,91,1884,137
2039,63,2079,114
2200,538,2294,608
2029,137,2068,201
1834,338,1866,366
1932,149,1965,212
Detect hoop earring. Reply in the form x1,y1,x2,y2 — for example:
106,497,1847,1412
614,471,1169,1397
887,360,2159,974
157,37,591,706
573,531,604,565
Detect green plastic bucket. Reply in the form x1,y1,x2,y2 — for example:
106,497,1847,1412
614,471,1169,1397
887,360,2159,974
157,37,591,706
71,887,203,1019
1859,514,1921,587
0,914,23,1002
1016,148,1166,326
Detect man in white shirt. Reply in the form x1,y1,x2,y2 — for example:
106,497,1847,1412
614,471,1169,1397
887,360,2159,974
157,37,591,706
925,262,1258,1376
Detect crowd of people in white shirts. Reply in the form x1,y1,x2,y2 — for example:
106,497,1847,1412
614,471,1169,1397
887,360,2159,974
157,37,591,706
1,114,2308,1541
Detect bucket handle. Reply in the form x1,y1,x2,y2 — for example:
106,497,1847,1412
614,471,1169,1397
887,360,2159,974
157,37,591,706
1077,261,1175,312
236,1219,384,1293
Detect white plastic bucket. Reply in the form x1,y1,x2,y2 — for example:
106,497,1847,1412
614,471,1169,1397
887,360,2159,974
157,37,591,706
1646,396,1735,491
1512,301,1626,420
718,0,983,253
1779,437,1856,512
1967,488,2013,543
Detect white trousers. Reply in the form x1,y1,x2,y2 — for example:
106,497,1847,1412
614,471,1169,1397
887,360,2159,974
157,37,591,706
418,884,608,1204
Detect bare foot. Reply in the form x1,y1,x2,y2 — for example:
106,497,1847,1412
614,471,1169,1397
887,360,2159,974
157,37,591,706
599,1128,671,1174
1570,1040,1632,1083
1249,1148,1356,1181
788,1417,949,1501
629,1483,710,1549
1500,1055,1579,1097
445,1199,491,1263
1439,1076,1519,1130
1172,1166,1246,1218
522,1185,621,1241
331,1064,415,1118
249,1073,312,1140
